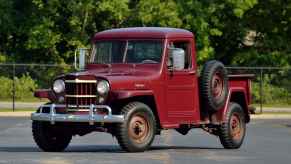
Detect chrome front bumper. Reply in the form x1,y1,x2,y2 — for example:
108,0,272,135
31,104,124,125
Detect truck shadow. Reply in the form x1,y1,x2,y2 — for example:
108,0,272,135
0,145,222,153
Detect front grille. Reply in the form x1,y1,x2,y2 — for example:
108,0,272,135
65,80,97,108
66,83,96,95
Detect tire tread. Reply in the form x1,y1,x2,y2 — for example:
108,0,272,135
219,102,246,149
115,102,156,152
32,121,72,152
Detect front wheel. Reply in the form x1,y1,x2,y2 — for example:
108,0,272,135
115,102,156,152
32,121,72,152
219,102,246,149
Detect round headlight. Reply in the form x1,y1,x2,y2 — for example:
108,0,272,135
97,80,110,95
53,79,65,93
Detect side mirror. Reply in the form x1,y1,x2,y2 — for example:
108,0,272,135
74,48,89,70
169,48,185,71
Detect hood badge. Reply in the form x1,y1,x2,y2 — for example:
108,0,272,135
134,83,145,88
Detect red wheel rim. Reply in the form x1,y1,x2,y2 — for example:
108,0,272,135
230,113,243,140
128,114,150,144
212,72,224,100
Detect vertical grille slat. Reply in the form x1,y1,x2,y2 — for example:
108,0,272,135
84,84,87,96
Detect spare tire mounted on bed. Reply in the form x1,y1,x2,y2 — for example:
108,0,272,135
200,60,229,112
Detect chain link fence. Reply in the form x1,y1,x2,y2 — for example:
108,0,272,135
0,63,291,113
0,63,74,111
227,67,291,113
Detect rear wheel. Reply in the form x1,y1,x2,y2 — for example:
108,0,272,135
219,102,246,149
32,121,72,152
115,102,156,152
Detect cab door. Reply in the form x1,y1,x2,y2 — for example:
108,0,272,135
165,39,200,124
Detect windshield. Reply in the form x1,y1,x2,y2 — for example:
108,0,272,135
90,40,163,64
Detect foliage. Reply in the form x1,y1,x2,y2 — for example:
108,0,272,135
1,0,291,105
0,53,6,63
251,68,291,105
0,0,263,65
231,0,291,66
0,74,37,100
0,0,290,70
252,81,291,105
132,0,182,27
231,49,290,66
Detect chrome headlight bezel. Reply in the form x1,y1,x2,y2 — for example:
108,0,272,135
53,79,65,94
97,80,110,95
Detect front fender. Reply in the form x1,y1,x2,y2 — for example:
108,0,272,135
34,89,56,101
111,90,154,100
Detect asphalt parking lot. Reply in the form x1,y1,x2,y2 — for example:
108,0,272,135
0,116,290,164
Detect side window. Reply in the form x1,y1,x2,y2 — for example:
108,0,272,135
169,41,192,70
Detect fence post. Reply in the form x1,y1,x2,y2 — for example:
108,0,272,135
12,64,15,112
259,68,263,114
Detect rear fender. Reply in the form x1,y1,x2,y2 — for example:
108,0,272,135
212,88,250,124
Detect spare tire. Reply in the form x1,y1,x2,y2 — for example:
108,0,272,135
200,60,228,112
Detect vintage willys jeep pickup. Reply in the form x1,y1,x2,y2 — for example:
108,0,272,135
31,27,252,152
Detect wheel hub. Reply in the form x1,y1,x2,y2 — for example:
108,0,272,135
128,115,149,143
212,72,224,99
230,113,242,140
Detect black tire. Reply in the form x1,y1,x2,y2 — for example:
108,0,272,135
200,60,228,112
115,102,156,152
219,102,246,149
32,121,72,152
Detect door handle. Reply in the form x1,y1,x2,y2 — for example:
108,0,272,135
188,70,196,75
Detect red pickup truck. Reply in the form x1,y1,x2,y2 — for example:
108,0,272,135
31,27,252,152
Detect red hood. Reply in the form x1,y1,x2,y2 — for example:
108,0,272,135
66,64,162,91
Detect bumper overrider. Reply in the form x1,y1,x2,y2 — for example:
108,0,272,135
31,104,125,125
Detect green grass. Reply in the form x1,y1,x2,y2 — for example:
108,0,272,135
260,112,291,115
0,108,35,112
253,104,291,108
0,98,48,102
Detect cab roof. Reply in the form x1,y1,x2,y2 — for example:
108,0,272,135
93,27,194,40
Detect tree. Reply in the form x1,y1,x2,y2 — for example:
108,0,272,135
128,0,182,27
231,0,291,66
175,0,257,64
4,0,291,68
